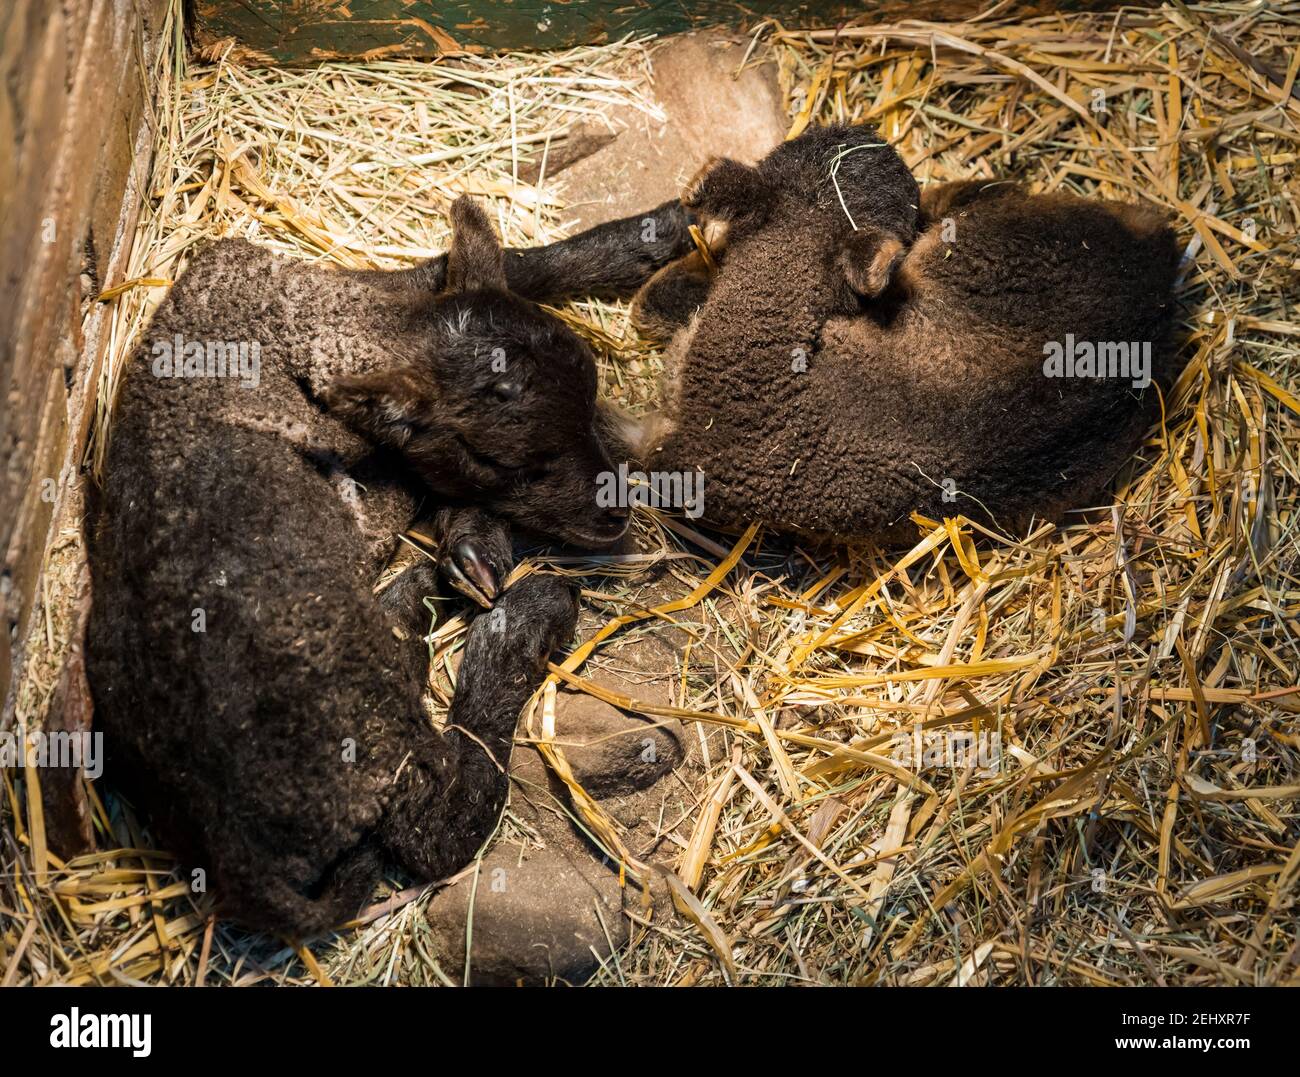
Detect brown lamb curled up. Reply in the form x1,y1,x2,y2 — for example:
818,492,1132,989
84,197,669,935
628,123,1183,542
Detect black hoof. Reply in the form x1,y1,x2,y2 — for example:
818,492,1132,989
440,537,504,609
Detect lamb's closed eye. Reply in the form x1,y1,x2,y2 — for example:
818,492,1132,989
488,379,522,402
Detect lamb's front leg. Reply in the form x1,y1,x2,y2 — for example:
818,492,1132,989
379,506,516,646
630,250,715,341
379,573,579,881
398,199,695,302
428,505,514,609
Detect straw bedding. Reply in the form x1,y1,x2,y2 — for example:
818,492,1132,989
2,0,1297,985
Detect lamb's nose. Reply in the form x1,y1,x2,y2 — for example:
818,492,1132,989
606,504,630,522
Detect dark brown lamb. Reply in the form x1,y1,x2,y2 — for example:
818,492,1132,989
627,124,1183,542
85,197,690,936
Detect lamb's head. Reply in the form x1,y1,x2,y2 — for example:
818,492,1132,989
324,197,628,549
684,123,920,301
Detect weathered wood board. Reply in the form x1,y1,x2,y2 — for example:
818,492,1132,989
191,0,1137,63
1,0,170,850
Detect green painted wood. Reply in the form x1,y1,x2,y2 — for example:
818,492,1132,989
192,0,1131,64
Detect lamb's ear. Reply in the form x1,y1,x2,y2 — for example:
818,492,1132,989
838,230,906,299
321,367,434,448
681,157,775,245
445,196,506,293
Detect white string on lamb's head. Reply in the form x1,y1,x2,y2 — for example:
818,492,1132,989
827,140,891,232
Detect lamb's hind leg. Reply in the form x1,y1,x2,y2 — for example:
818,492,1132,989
379,574,579,880
630,250,714,341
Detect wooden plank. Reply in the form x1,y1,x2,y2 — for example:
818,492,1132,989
0,0,170,853
191,0,1136,64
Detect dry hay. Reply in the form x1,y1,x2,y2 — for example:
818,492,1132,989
3,0,1299,986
